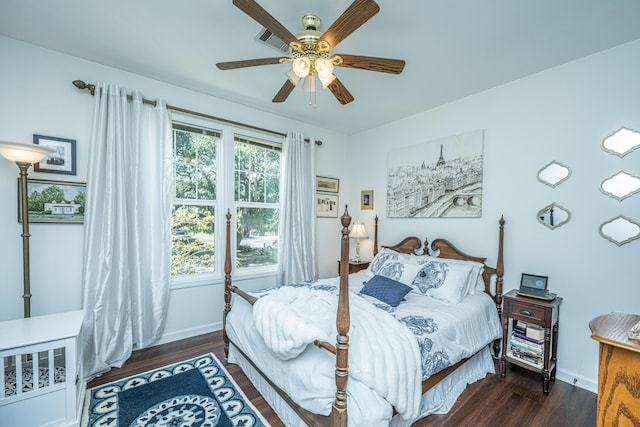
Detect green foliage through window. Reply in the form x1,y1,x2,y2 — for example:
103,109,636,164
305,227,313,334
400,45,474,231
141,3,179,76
170,122,282,277
235,136,281,269
171,124,218,276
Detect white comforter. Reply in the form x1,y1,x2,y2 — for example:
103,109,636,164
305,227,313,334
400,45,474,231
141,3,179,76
253,286,422,420
227,270,502,426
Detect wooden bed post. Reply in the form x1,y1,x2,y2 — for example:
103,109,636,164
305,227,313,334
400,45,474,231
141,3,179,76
493,215,505,358
223,209,233,359
331,206,352,427
495,215,505,312
373,214,379,257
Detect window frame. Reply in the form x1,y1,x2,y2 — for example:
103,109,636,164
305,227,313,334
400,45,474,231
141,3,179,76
170,112,283,289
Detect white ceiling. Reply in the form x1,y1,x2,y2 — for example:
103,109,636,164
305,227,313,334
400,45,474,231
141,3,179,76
2,0,640,135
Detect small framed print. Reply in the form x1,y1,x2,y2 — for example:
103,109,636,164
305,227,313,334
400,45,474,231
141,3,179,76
317,193,338,218
316,176,339,193
33,134,77,175
361,190,373,210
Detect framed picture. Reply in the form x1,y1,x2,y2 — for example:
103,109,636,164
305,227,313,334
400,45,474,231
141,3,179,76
316,176,339,193
33,134,77,175
386,129,484,218
361,190,374,210
18,178,86,224
317,193,339,218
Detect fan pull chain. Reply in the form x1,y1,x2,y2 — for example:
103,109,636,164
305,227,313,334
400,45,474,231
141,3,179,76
308,89,317,109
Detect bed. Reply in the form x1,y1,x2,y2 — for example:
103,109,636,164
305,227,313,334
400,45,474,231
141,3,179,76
222,208,505,426
0,310,85,427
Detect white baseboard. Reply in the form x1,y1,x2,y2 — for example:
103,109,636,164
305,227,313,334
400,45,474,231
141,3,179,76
153,321,223,347
556,368,597,394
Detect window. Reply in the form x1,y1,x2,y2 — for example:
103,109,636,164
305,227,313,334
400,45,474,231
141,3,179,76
235,135,281,269
171,123,218,276
170,118,282,280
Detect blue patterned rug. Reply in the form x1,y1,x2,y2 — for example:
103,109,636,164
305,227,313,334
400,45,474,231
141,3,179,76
82,353,270,427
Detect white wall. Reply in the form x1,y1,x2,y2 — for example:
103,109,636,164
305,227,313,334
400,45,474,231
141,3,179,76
0,36,350,340
341,39,640,392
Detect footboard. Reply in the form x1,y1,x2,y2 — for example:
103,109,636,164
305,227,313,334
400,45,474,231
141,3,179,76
0,310,85,427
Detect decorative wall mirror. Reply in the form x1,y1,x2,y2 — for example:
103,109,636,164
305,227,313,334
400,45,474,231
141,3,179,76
601,127,640,158
537,161,571,188
537,203,571,230
599,215,640,246
600,171,640,201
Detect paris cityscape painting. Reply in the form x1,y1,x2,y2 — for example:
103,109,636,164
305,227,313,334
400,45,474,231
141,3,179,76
386,130,484,218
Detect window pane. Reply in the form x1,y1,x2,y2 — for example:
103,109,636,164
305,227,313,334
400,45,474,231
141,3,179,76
235,171,248,201
265,176,279,203
175,162,196,199
236,207,278,268
234,137,280,203
250,173,265,203
173,126,217,201
171,205,215,276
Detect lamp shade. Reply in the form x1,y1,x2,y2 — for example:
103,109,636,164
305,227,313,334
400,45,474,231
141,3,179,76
315,58,336,88
315,58,333,78
286,69,302,86
302,74,317,93
350,221,368,239
318,72,336,89
292,56,311,78
0,141,55,164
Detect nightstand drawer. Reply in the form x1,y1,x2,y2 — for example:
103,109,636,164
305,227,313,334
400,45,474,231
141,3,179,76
508,300,547,324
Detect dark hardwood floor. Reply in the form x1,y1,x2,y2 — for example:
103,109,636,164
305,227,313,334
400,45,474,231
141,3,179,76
88,331,597,427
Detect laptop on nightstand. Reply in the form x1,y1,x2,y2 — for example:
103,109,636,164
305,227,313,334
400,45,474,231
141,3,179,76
516,273,557,300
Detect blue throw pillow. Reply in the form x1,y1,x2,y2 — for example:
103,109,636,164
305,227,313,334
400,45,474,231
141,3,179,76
360,275,413,307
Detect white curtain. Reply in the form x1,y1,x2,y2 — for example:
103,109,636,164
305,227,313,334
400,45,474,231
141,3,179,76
81,83,174,379
277,132,318,285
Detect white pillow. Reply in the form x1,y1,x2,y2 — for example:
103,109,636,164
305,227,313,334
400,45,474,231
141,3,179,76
368,248,421,286
466,263,487,294
410,257,484,303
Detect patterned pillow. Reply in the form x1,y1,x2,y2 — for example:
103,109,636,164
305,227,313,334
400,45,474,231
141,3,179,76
360,275,413,307
411,260,474,303
367,248,420,286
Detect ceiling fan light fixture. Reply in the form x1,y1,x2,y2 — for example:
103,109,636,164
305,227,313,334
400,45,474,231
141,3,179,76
319,73,336,89
315,58,334,78
218,0,402,106
302,74,316,93
286,69,302,86
292,56,311,78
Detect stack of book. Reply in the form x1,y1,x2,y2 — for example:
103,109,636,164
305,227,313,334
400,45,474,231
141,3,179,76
508,321,544,368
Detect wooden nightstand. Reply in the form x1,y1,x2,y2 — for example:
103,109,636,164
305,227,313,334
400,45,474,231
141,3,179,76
337,260,370,275
501,289,562,394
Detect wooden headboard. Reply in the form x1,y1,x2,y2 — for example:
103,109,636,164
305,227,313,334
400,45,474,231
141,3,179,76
373,215,505,313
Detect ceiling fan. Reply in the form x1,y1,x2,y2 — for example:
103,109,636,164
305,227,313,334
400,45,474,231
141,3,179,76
216,0,406,106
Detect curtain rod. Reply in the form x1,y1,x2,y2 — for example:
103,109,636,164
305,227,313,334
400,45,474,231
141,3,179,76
72,80,322,145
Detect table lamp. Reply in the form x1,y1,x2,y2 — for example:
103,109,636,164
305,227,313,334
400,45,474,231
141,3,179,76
349,221,368,262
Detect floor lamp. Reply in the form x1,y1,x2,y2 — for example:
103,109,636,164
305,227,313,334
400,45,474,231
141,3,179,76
0,141,55,318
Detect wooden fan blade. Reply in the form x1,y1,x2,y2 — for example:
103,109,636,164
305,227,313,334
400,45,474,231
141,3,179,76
232,0,298,45
327,78,355,105
319,0,380,49
336,54,405,74
216,57,285,70
272,80,296,103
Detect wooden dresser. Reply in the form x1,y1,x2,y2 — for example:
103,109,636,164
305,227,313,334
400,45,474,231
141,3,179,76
589,312,640,427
